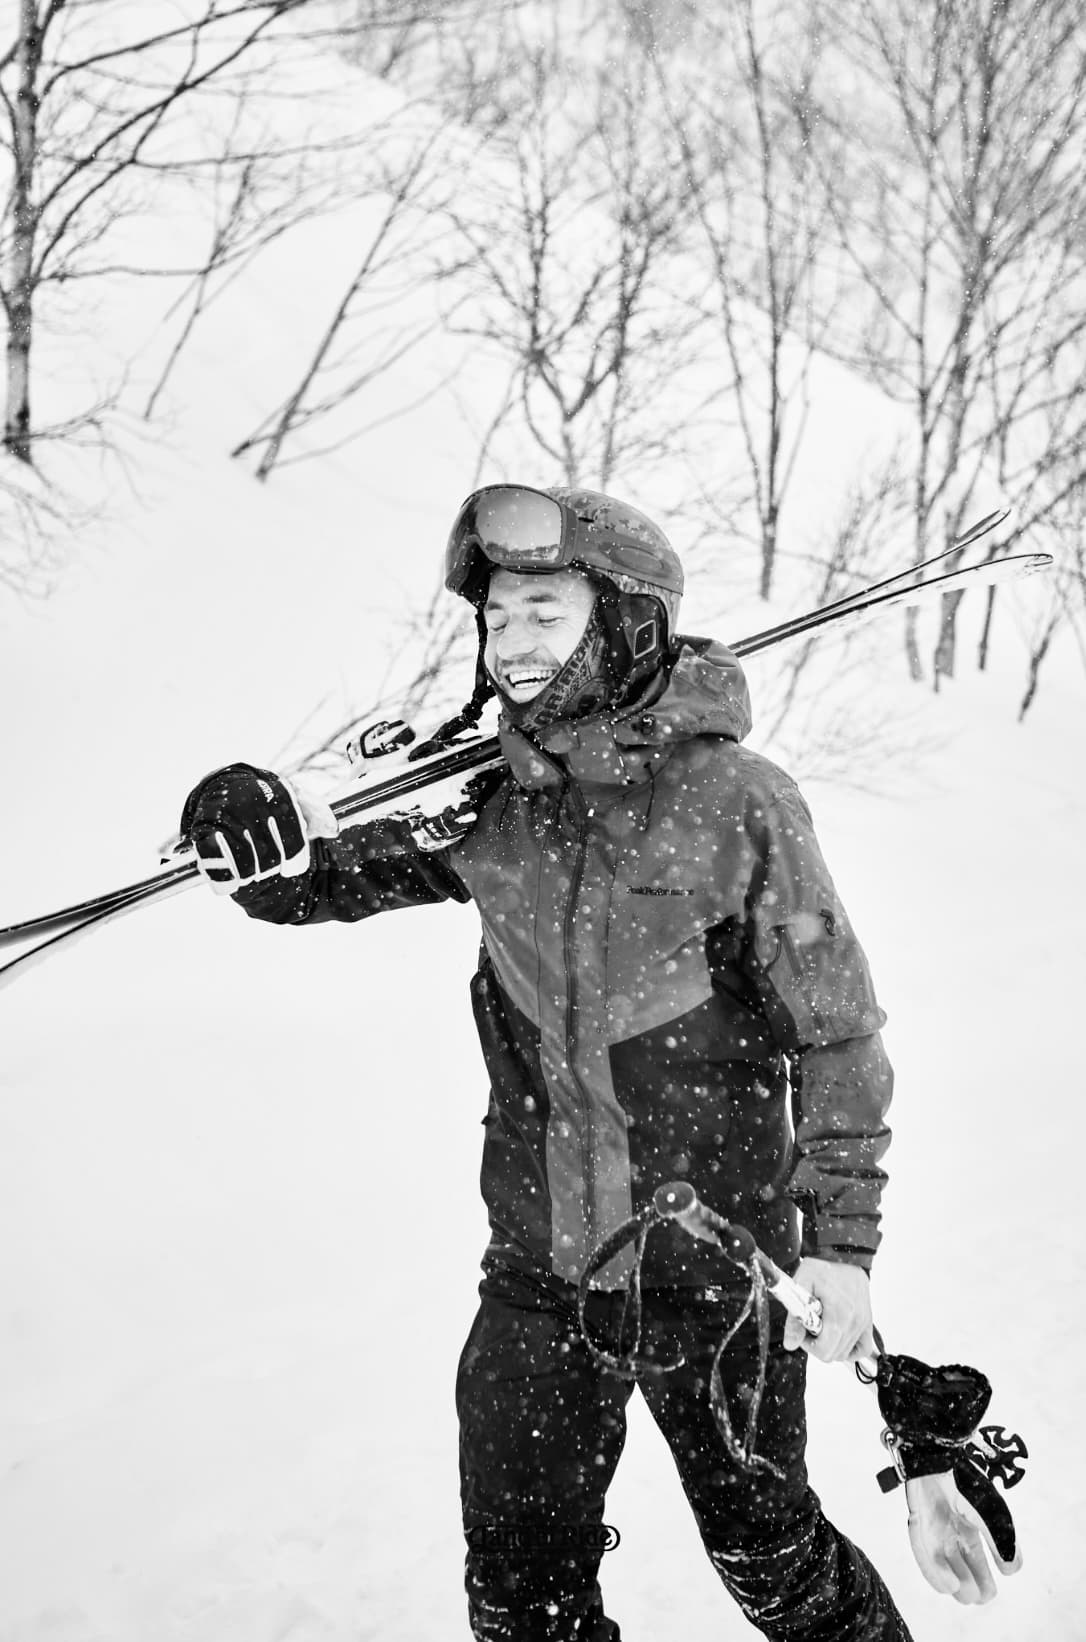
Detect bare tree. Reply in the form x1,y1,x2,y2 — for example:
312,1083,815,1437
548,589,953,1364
649,0,856,599
229,111,452,479
140,86,352,423
332,0,532,83
754,458,909,742
812,0,1086,696
435,33,705,493
277,584,478,781
289,26,714,763
0,0,318,463
1010,485,1086,717
0,449,84,595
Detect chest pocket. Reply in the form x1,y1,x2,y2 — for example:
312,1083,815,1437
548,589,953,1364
601,854,733,1041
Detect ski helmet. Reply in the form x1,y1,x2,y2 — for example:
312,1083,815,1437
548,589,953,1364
445,483,684,698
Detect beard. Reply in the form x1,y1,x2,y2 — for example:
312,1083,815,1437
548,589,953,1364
490,602,615,734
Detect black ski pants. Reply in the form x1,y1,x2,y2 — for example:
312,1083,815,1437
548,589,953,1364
456,1261,913,1642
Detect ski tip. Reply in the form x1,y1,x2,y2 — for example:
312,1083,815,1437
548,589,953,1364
957,505,1014,549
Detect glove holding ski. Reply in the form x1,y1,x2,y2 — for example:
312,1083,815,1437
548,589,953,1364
868,1351,1025,1604
178,763,338,894
363,763,487,854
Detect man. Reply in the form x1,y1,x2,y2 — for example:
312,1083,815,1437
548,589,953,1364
180,485,912,1640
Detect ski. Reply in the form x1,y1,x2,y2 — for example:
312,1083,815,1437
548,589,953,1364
735,505,1015,657
737,546,1048,658
0,730,505,947
0,518,1051,988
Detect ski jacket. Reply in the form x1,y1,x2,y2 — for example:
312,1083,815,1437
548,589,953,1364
236,640,894,1291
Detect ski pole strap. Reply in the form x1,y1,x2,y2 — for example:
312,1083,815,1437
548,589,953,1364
575,1182,822,1372
654,1182,823,1336
576,1202,679,1380
703,1256,787,1481
576,1181,818,1476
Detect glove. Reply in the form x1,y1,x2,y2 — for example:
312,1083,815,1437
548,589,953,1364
395,767,486,852
179,763,338,894
905,1471,1021,1603
340,719,485,854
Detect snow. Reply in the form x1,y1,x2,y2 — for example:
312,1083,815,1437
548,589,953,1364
2,36,1085,1642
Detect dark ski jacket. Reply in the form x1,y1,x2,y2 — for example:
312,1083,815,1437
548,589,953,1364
236,640,894,1291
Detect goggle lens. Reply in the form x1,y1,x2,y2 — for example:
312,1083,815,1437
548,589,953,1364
446,487,568,592
471,488,564,562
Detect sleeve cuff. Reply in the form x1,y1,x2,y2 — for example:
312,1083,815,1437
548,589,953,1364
798,1208,880,1271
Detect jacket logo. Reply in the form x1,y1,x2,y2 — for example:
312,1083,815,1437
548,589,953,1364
627,885,694,896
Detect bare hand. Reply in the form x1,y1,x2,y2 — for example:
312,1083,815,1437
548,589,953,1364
905,1473,1021,1602
783,1257,875,1363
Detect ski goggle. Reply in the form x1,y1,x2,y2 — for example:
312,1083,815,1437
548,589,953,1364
445,486,578,597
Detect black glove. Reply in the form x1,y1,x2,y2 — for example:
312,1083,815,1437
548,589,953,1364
179,763,334,894
340,720,486,854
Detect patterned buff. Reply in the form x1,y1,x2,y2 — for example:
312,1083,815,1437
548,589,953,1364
494,598,615,734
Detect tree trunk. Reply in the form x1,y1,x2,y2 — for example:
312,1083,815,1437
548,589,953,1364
904,605,923,682
933,587,966,691
4,286,33,464
759,508,778,601
977,585,997,671
4,0,42,464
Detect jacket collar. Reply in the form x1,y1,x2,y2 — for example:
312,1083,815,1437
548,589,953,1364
497,638,753,792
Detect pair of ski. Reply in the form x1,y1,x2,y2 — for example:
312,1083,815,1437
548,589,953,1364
0,507,1046,988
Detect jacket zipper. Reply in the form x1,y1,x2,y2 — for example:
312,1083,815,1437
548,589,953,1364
561,781,597,1251
776,923,801,975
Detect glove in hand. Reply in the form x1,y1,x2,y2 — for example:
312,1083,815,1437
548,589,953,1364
179,763,338,894
339,717,479,852
399,768,485,852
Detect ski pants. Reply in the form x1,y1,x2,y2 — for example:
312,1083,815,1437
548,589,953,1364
456,1261,913,1642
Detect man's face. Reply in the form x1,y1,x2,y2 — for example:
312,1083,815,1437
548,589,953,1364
483,567,596,702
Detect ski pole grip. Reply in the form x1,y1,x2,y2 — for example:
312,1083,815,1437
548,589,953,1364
652,1182,823,1337
768,1269,823,1338
653,1181,725,1245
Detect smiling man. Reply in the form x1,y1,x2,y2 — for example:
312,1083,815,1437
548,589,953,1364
483,567,598,708
179,485,912,1642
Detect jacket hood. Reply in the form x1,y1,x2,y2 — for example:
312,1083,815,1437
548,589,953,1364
499,636,753,792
